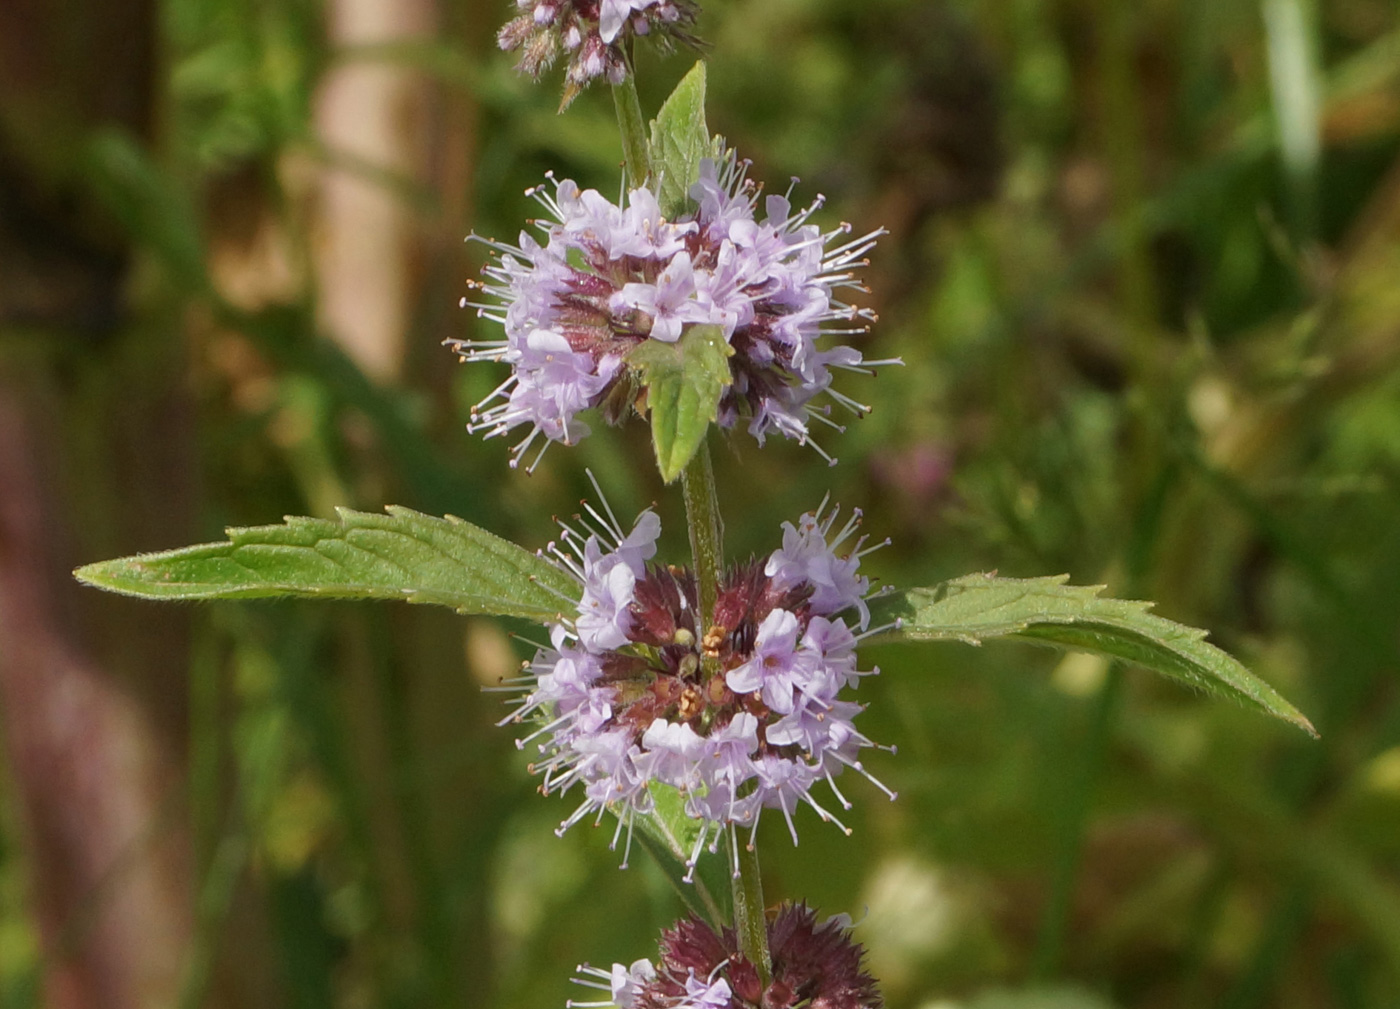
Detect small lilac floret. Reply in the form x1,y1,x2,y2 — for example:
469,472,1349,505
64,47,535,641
613,509,661,575
611,960,655,1009
680,973,732,1009
576,558,637,652
725,609,807,714
766,508,872,628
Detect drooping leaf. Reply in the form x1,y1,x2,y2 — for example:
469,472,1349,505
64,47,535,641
648,61,716,217
74,507,579,622
630,324,733,483
877,574,1316,737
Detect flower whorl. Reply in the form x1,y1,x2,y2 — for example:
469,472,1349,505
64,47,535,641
499,0,704,106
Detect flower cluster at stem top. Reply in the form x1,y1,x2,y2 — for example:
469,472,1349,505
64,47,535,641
498,0,703,105
568,904,882,1009
454,155,893,471
496,492,898,874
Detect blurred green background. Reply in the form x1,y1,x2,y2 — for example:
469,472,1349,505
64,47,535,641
1,0,1399,1006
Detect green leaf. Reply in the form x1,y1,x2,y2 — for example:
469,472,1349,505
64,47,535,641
632,783,731,930
878,574,1316,737
74,507,580,622
648,61,716,217
629,324,733,483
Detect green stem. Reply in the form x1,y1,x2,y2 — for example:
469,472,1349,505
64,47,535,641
679,444,771,978
614,39,768,977
732,829,772,985
612,65,652,189
680,442,723,627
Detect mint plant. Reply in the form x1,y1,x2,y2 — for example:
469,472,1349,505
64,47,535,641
75,5,1315,1007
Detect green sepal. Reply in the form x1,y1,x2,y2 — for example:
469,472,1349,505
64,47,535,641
874,574,1316,737
74,507,580,623
629,324,733,483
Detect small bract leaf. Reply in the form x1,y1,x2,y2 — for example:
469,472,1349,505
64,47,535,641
876,574,1316,737
74,507,579,623
648,61,717,217
629,324,733,483
633,783,731,930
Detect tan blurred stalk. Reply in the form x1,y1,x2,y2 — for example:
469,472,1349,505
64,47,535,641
314,0,438,384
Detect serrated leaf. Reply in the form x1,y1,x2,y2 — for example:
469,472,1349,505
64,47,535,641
648,61,715,217
74,507,580,622
629,324,733,483
877,574,1316,737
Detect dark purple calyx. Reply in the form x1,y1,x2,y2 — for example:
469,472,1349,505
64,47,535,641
637,904,882,1009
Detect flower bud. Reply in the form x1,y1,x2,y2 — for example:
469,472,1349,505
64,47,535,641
497,0,704,107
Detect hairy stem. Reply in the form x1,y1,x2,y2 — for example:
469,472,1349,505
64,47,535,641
616,43,769,981
612,65,651,189
681,442,723,627
680,445,771,977
732,830,772,985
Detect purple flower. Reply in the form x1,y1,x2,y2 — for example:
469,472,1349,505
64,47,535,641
498,0,703,107
724,609,807,714
453,156,895,471
576,552,639,651
611,251,712,343
570,959,656,1009
680,974,732,1009
496,495,896,869
569,904,883,1009
766,502,881,629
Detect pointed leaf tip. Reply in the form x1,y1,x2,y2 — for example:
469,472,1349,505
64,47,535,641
73,507,579,622
649,61,718,218
877,574,1316,737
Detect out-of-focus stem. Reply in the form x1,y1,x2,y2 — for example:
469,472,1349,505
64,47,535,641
1030,4,1163,980
1029,660,1126,980
612,67,651,189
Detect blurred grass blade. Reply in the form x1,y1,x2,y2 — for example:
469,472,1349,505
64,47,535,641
86,128,211,293
75,507,579,621
1263,0,1322,181
879,574,1316,737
